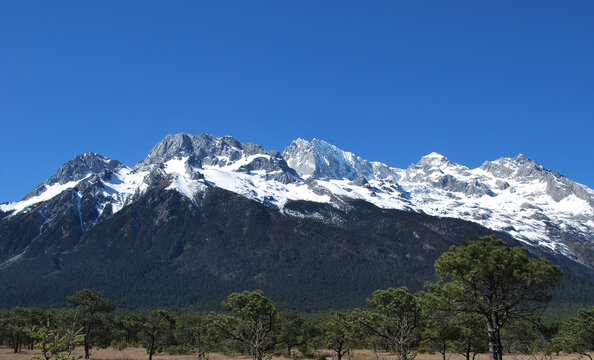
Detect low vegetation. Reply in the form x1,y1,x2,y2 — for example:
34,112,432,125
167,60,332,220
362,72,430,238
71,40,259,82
0,236,592,360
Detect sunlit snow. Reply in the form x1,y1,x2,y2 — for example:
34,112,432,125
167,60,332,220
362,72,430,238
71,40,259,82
3,136,592,265
0,177,90,214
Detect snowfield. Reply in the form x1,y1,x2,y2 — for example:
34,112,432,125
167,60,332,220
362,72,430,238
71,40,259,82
1,134,592,265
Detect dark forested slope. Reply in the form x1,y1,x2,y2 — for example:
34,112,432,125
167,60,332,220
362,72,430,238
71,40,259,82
1,186,592,311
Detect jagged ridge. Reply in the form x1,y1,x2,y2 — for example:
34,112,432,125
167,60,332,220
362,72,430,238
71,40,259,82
1,133,592,268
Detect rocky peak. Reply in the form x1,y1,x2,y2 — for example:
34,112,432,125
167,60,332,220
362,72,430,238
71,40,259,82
142,133,299,184
143,133,263,166
396,153,494,197
56,152,123,182
480,154,546,180
282,138,394,181
1,133,592,269
417,152,450,166
281,138,318,179
479,155,594,206
403,153,461,177
23,153,124,201
513,153,533,163
143,133,211,165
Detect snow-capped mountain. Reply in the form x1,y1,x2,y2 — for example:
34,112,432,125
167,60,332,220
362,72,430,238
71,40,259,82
393,153,594,261
1,133,592,267
283,139,593,263
283,138,396,181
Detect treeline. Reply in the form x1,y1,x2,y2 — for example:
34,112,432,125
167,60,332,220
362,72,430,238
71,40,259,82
1,236,593,360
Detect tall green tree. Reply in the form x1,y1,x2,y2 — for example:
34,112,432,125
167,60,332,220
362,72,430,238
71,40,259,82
422,282,487,360
278,309,306,356
418,289,461,360
362,287,426,360
450,313,488,360
175,312,214,360
114,312,145,344
552,307,594,359
0,307,46,353
501,319,551,355
139,310,176,360
433,236,562,360
66,289,116,359
297,316,323,358
213,290,279,360
320,312,360,360
2,308,29,353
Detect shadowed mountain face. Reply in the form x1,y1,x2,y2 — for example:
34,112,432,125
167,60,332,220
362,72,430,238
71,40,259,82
1,185,593,311
0,133,593,310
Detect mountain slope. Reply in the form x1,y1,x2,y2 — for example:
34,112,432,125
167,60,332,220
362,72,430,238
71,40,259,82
0,132,592,310
283,139,594,266
3,185,592,310
2,133,592,267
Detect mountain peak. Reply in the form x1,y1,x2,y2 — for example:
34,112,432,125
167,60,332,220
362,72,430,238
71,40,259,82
512,153,537,165
1,132,592,271
425,151,446,157
417,152,450,166
79,151,100,158
282,138,396,182
480,153,546,180
22,152,123,201
283,138,362,180
497,153,539,166
282,138,322,179
50,152,122,183
310,137,332,146
143,133,212,165
141,133,299,186
142,133,248,166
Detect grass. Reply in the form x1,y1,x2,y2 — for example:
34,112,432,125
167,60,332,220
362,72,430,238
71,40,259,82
0,347,592,360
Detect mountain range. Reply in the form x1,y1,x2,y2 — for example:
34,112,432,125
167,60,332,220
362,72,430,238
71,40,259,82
1,133,592,310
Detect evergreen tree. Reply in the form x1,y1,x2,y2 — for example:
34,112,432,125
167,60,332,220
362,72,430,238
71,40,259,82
433,236,562,360
139,310,176,360
175,311,214,360
213,290,279,360
553,307,594,359
278,309,306,356
320,312,359,360
362,287,426,360
66,289,116,359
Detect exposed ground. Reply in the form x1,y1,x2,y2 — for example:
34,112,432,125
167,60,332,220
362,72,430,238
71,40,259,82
1,348,592,360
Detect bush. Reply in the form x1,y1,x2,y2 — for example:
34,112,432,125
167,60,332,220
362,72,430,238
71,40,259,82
272,350,283,357
113,340,131,351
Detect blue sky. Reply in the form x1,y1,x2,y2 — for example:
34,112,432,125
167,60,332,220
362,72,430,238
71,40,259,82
1,1,593,202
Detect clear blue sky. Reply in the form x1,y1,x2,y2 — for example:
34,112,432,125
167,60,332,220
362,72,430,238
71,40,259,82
1,1,593,202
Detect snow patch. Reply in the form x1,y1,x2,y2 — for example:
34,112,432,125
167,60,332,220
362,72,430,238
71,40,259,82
1,177,91,215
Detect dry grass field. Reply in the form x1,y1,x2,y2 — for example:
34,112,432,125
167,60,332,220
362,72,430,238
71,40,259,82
0,347,592,360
